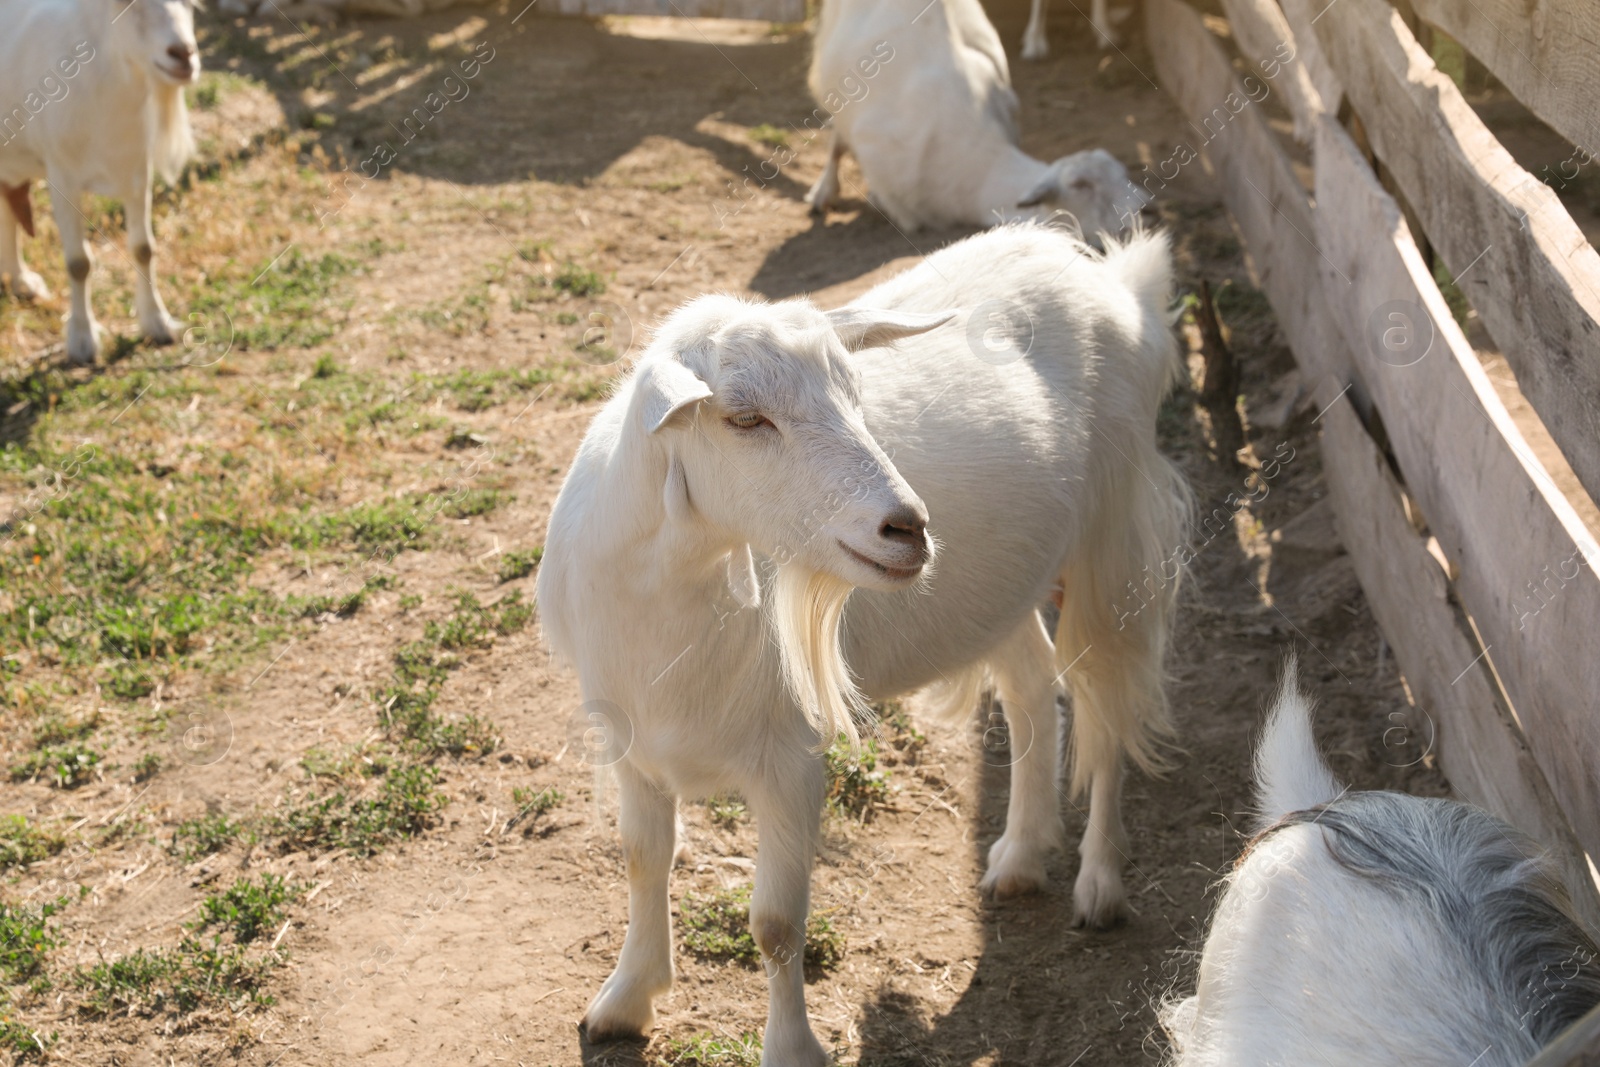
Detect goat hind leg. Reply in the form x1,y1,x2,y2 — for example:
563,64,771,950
804,127,844,214
0,186,49,301
582,762,676,1040
1022,0,1050,60
748,757,827,1067
980,611,1065,898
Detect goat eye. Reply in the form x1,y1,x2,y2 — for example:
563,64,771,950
726,411,770,430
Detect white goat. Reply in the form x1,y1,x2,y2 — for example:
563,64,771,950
1164,660,1600,1066
538,223,1190,1065
807,0,1149,238
1021,0,1119,60
0,0,199,363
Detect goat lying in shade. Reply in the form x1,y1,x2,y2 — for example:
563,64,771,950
0,0,199,363
806,0,1150,238
1163,660,1600,1067
538,222,1191,1066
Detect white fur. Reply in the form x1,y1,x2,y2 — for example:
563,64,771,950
807,0,1149,236
1163,661,1600,1066
0,0,198,363
539,224,1190,1063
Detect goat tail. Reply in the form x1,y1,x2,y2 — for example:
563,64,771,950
771,564,868,751
1102,228,1185,393
1253,655,1343,827
150,83,195,185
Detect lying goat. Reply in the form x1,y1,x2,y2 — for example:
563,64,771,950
0,0,199,363
807,0,1150,237
539,223,1190,1065
1164,661,1600,1066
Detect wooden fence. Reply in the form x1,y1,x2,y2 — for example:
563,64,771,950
1143,0,1600,978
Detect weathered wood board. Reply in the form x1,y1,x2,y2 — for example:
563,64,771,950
1313,115,1600,866
1410,0,1600,157
1314,0,1600,508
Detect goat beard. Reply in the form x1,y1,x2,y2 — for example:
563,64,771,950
770,564,867,750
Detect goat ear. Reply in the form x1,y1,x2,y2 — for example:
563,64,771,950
637,358,712,433
1017,170,1058,208
726,543,761,609
826,308,956,352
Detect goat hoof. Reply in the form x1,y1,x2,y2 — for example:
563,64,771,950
142,313,180,347
1021,34,1049,60
1071,866,1129,929
64,318,103,365
8,270,50,302
759,1031,829,1067
981,835,1049,898
580,977,658,1041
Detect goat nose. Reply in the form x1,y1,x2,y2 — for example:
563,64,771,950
879,506,926,545
168,43,195,64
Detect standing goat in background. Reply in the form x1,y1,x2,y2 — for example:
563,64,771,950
1021,0,1118,60
0,0,199,363
539,223,1190,1066
807,0,1150,238
1164,659,1600,1066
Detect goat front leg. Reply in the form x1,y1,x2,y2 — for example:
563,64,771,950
749,756,827,1067
1090,0,1116,49
583,761,677,1041
46,175,102,364
125,179,179,345
804,128,845,215
0,184,49,301
981,612,1065,897
1022,0,1050,59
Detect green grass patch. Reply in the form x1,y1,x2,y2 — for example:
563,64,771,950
74,936,278,1017
825,736,890,820
269,764,446,854
677,885,843,972
655,1031,763,1067
191,247,364,351
11,743,103,788
0,816,64,870
1433,261,1471,329
169,813,245,862
706,794,746,829
374,590,531,758
496,547,542,583
192,874,303,943
0,894,75,986
749,123,789,148
0,1018,50,1061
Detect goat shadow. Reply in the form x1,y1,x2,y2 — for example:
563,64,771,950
747,211,981,303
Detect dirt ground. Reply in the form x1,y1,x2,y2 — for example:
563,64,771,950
0,1,1467,1064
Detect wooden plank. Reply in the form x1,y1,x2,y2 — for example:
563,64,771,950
1313,115,1600,866
544,0,802,18
1276,0,1344,120
1144,0,1355,399
1320,389,1600,932
1526,1000,1600,1067
1409,0,1600,157
1313,0,1600,509
1215,0,1325,139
